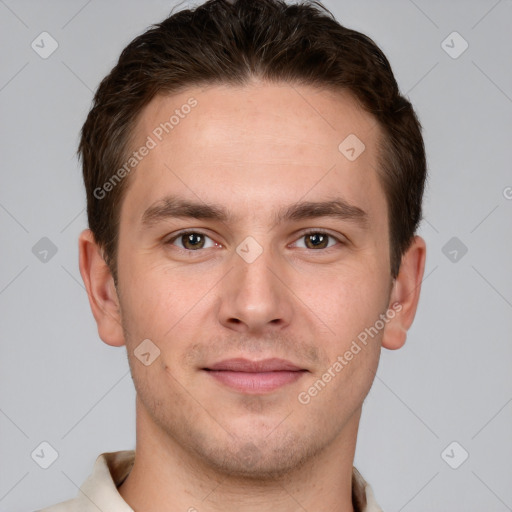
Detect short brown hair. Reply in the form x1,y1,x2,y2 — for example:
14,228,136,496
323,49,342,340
79,0,426,281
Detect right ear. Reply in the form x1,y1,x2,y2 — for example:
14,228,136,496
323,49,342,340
78,229,125,347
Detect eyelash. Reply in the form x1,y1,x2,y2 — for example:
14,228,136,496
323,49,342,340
166,230,220,251
165,230,345,251
293,230,343,250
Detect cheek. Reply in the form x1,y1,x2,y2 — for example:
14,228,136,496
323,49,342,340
118,265,203,396
296,272,385,413
117,256,218,353
117,260,176,341
299,263,390,350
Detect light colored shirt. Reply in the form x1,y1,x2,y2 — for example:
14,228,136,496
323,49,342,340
39,451,383,511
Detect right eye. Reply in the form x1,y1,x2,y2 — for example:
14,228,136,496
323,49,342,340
166,231,219,251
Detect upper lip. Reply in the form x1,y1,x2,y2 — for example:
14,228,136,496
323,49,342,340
205,358,305,372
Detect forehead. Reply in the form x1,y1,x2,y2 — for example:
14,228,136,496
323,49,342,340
122,82,386,227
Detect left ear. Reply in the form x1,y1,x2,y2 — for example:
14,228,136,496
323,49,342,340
382,235,426,350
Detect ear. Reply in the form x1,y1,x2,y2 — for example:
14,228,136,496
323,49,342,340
78,229,125,347
381,235,426,350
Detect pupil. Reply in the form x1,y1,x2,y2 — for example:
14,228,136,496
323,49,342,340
307,233,327,249
184,233,204,249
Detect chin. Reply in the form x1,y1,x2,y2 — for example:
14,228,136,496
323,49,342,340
187,429,321,481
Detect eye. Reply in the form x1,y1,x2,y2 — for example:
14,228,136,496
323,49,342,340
293,231,340,250
168,231,218,250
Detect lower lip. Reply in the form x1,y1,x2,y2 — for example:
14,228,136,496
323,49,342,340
206,370,306,393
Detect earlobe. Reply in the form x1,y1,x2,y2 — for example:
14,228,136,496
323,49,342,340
381,235,427,350
78,229,126,347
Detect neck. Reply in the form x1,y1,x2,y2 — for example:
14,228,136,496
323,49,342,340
119,396,361,512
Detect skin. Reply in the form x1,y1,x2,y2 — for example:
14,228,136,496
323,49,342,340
79,82,426,512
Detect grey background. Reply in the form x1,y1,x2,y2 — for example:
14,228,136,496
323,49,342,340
0,0,511,510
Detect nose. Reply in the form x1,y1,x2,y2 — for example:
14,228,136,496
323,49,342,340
217,246,294,335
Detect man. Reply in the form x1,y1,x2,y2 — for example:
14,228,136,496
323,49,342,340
40,0,426,510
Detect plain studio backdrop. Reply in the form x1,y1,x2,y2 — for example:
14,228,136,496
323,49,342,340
0,1,511,511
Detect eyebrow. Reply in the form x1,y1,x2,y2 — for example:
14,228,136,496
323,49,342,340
276,199,369,228
140,195,369,229
141,197,229,226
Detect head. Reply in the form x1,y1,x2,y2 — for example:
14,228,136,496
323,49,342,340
79,0,426,479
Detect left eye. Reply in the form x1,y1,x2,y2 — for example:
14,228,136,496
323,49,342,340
169,232,217,250
293,232,338,250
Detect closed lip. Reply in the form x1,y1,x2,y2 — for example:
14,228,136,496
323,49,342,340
204,358,306,372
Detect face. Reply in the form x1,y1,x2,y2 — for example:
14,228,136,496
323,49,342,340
115,83,394,478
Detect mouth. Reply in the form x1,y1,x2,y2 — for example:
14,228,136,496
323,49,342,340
202,358,308,394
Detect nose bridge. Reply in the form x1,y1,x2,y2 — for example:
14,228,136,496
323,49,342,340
237,250,276,302
218,241,293,332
